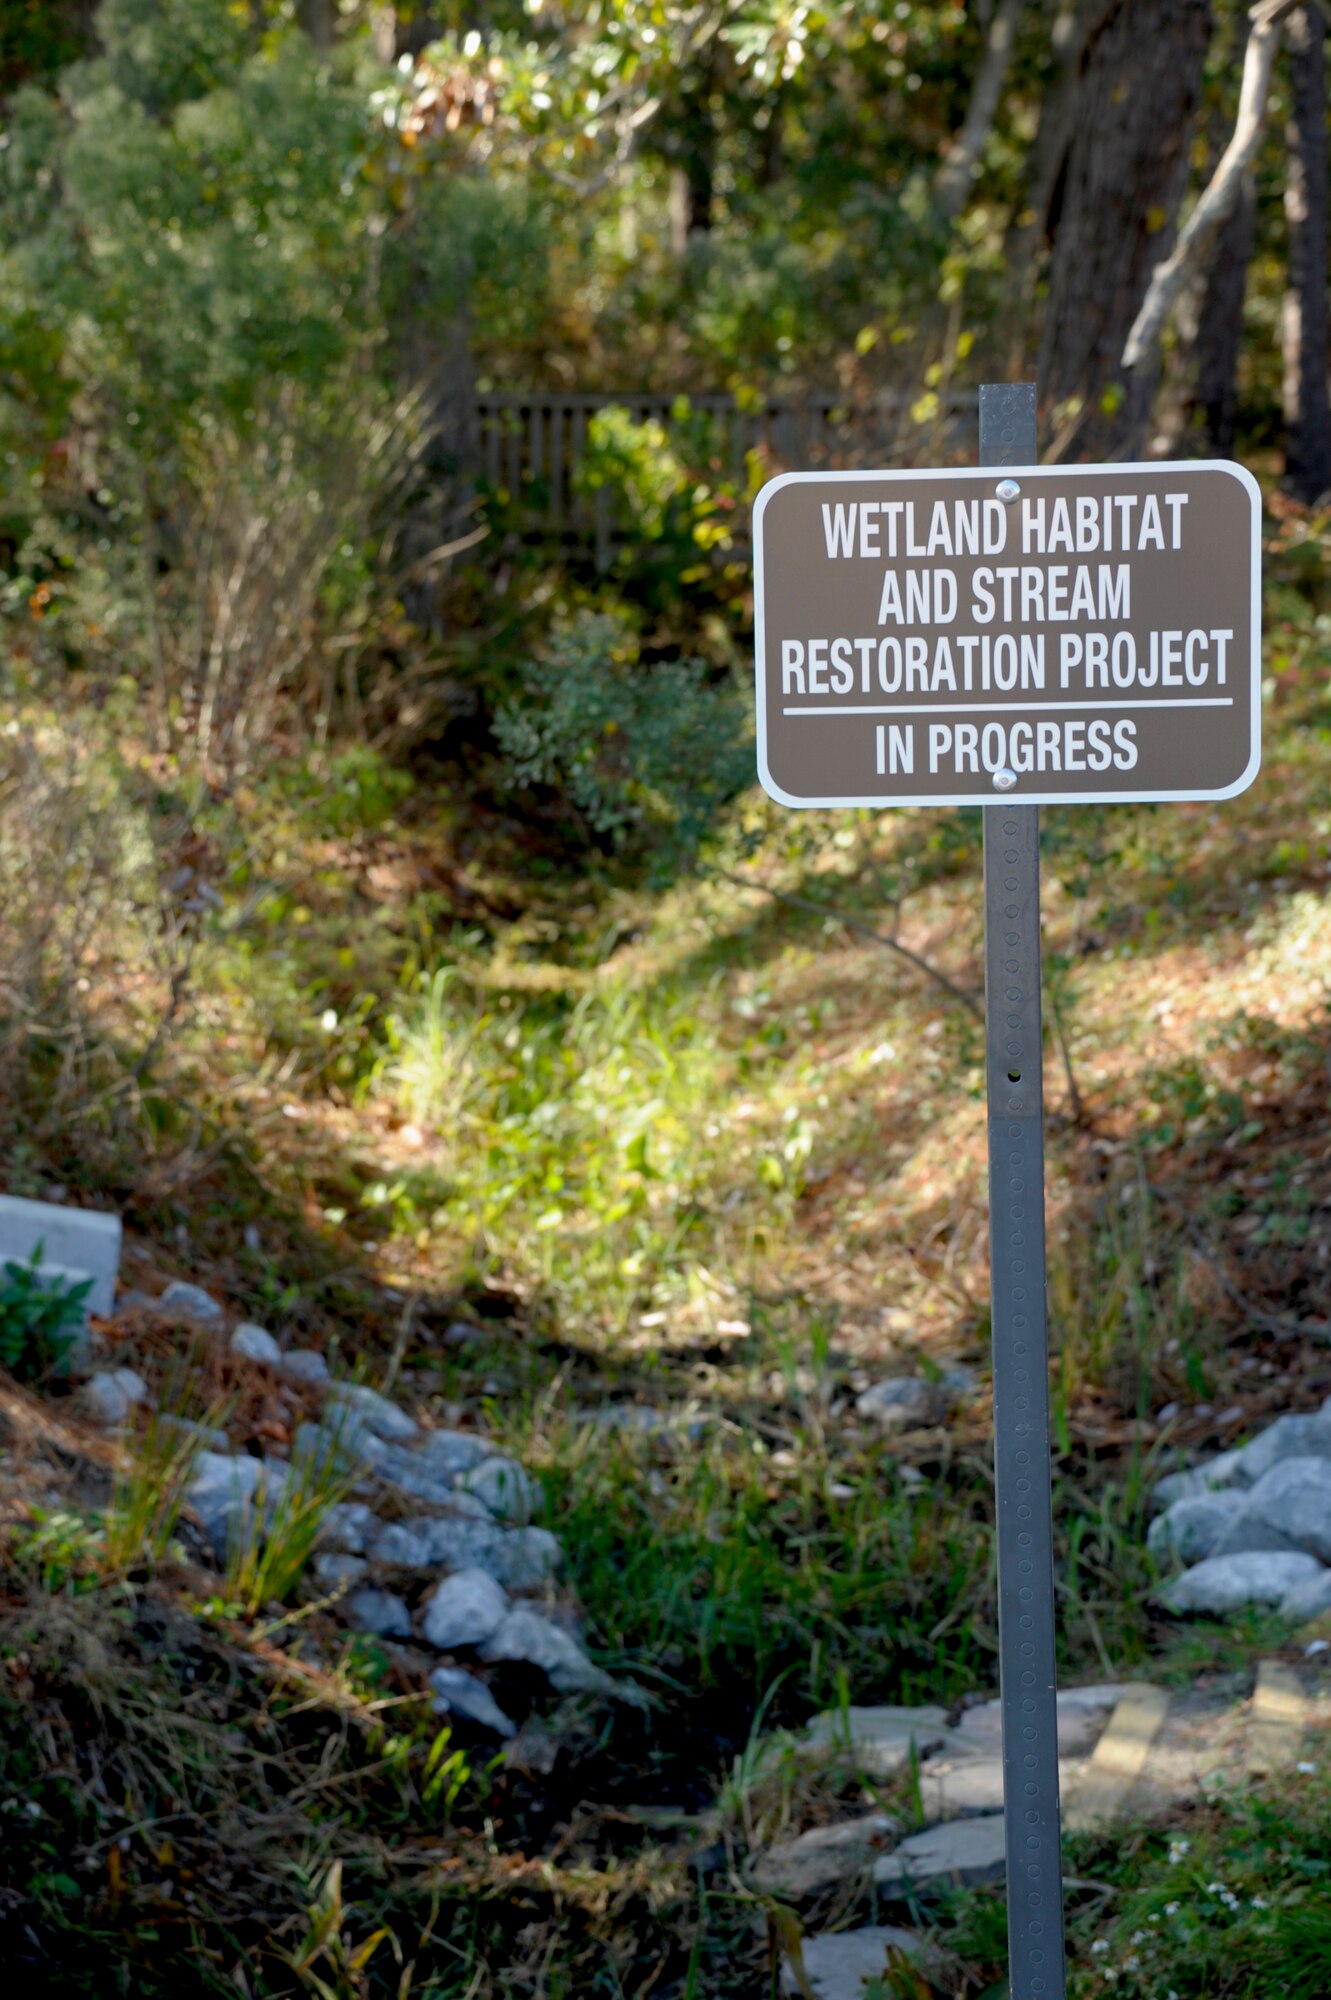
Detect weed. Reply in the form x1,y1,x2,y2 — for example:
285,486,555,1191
377,966,477,1135
101,1411,209,1575
285,1859,397,1999
227,1433,354,1618
9,1508,103,1593
0,1252,91,1382
940,1766,1331,1998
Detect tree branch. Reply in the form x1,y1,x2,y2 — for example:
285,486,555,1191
710,865,982,1018
1123,0,1303,376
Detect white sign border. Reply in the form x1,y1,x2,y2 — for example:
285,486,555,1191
753,459,1263,811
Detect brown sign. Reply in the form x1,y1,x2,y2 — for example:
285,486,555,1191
754,463,1261,808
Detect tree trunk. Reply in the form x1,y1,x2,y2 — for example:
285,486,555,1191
1283,4,1331,503
1191,171,1257,453
663,74,717,253
295,0,336,53
1037,0,1213,458
935,0,1023,219
1012,2,1106,256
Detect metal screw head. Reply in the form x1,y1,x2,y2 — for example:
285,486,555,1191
996,479,1021,503
992,769,1017,792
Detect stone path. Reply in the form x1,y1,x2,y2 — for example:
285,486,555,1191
776,1656,1328,1999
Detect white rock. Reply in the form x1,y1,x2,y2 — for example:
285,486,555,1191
317,1502,378,1556
480,1607,615,1694
855,1378,938,1432
230,1322,282,1366
1282,1569,1331,1622
415,1428,494,1476
492,1527,562,1589
1235,1415,1331,1487
802,1704,949,1776
1220,1456,1331,1564
1153,1451,1250,1513
347,1588,413,1640
312,1552,368,1591
82,1368,149,1426
370,1515,507,1574
1152,1468,1206,1512
1148,1492,1246,1564
457,1457,541,1524
158,1281,225,1323
421,1569,509,1651
1162,1550,1327,1615
371,1450,464,1509
780,1927,927,2000
186,1450,264,1554
873,1814,1007,1891
279,1349,331,1388
753,1815,899,1897
326,1382,418,1443
430,1666,516,1738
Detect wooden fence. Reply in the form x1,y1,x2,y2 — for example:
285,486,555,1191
474,390,979,563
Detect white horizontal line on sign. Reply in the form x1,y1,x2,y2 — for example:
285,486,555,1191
781,698,1236,717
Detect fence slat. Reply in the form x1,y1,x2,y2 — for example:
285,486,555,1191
471,391,979,550
549,403,566,531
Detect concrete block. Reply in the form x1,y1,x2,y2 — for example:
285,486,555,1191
0,1195,121,1319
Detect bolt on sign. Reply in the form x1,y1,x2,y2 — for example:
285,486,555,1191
754,462,1261,809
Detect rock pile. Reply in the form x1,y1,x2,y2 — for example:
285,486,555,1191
80,1281,622,1739
1150,1403,1331,1620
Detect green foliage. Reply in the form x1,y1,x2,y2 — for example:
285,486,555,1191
940,1770,1331,1999
227,1432,354,1618
0,1251,90,1381
377,967,476,1134
494,610,752,861
549,1413,995,1707
578,406,690,541
102,1412,210,1575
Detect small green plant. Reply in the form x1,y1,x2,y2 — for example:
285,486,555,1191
284,1859,395,1999
8,1507,103,1592
102,1411,212,1575
0,1250,91,1381
377,966,476,1133
227,1431,355,1618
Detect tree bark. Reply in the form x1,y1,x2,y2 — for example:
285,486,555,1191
1037,0,1213,458
1283,4,1331,502
935,0,1024,219
1190,170,1257,453
295,0,336,53
1123,2,1295,388
1011,2,1111,257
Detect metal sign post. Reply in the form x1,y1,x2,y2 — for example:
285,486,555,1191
750,381,1261,1997
979,382,1065,2000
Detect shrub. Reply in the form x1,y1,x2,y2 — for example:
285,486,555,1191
493,610,753,866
